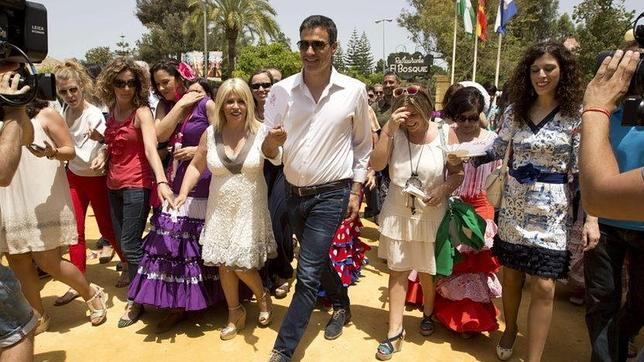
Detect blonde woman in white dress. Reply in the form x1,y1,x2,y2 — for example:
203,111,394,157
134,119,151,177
370,86,464,360
0,100,108,334
173,78,279,340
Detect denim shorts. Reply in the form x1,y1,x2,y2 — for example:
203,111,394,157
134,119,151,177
0,266,37,348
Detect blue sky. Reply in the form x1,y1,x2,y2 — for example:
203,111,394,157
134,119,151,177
38,0,642,61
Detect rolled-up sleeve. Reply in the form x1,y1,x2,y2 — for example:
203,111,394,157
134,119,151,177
351,87,373,183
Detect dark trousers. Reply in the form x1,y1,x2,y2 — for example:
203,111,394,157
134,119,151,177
108,188,150,285
584,223,644,362
272,184,351,359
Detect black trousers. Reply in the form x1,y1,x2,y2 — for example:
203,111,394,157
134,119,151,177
584,223,644,362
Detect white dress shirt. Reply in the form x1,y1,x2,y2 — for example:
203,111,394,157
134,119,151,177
263,68,372,187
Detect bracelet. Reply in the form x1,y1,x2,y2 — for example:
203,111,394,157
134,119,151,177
350,190,361,196
381,130,393,139
582,107,611,119
157,181,170,186
46,148,58,160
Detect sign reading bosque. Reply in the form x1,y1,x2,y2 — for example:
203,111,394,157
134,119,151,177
387,52,433,78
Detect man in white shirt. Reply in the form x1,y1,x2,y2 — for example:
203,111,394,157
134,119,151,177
262,15,372,362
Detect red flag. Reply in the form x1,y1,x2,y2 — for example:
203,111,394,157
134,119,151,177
476,0,488,41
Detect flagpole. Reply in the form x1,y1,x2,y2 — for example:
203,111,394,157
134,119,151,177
472,8,478,81
451,0,458,84
494,32,503,87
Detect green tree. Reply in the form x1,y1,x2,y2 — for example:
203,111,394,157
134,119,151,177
115,35,133,57
333,42,346,72
135,0,194,61
573,0,634,81
84,46,114,67
355,31,375,74
345,29,360,71
188,0,281,77
232,42,301,80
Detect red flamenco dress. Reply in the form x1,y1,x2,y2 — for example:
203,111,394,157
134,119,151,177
406,161,502,333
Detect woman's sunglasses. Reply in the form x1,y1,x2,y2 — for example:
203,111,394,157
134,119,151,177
393,86,420,98
250,82,272,90
456,114,480,123
58,87,79,96
297,40,329,52
113,79,139,89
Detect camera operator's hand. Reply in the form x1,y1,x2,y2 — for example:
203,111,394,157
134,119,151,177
0,70,30,96
583,49,640,114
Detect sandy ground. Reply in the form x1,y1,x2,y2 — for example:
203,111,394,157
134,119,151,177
21,209,633,362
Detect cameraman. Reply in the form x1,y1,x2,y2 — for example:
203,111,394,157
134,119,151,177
580,48,644,362
580,49,643,221
0,64,36,362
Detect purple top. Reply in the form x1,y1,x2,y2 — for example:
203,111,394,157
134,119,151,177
172,97,211,198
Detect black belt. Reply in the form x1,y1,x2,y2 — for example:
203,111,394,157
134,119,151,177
288,179,351,197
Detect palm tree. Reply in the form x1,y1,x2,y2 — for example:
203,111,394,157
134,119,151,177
187,0,281,76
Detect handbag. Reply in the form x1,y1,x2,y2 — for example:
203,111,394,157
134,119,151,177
484,135,512,208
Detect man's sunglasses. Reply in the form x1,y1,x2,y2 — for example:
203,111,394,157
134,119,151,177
393,86,420,98
250,82,272,90
455,114,480,123
113,79,139,88
58,87,79,96
297,40,329,52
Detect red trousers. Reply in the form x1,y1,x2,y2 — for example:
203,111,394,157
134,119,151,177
66,169,124,272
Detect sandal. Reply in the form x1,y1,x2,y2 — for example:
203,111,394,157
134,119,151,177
221,304,246,340
115,270,130,288
99,246,115,264
376,329,405,360
86,285,108,326
274,281,290,299
54,288,80,306
35,313,50,335
118,301,143,328
420,314,435,336
258,289,273,327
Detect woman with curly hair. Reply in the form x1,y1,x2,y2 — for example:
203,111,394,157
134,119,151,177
475,41,598,361
92,57,174,328
52,60,129,305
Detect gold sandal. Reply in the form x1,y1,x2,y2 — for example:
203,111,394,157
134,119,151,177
86,285,108,326
258,289,273,327
220,304,246,340
35,313,50,335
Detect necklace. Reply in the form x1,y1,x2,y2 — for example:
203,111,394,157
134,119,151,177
405,125,429,214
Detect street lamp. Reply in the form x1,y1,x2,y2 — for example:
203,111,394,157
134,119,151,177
375,18,392,73
190,0,208,76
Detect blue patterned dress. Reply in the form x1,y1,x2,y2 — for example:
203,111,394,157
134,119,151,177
484,105,580,279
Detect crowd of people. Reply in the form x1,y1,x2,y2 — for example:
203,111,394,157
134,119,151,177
0,14,642,362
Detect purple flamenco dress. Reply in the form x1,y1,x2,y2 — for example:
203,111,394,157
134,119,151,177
128,98,224,310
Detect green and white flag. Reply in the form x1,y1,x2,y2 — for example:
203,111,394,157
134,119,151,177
457,0,475,35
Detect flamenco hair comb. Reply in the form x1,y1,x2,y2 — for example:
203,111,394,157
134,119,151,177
177,62,197,81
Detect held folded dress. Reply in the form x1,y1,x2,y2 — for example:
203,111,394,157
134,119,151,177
129,98,224,310
199,125,278,270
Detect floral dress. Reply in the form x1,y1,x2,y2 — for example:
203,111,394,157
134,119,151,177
485,106,579,279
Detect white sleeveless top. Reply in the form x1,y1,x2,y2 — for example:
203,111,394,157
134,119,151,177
378,123,449,243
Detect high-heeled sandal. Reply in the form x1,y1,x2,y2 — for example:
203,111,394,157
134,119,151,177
274,281,290,299
35,313,50,335
376,329,406,361
419,314,435,336
220,304,246,340
496,331,517,361
258,289,273,327
86,285,108,326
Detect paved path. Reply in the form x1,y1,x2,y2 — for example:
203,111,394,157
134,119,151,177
31,211,599,362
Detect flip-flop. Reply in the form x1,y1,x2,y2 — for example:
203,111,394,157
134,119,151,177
54,288,80,306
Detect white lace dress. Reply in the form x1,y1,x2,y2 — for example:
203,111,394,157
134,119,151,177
199,125,278,269
0,116,77,254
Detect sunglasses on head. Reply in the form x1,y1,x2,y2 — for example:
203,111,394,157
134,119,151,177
250,82,272,90
58,87,79,96
297,40,329,52
456,114,480,123
113,79,139,89
393,86,420,98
